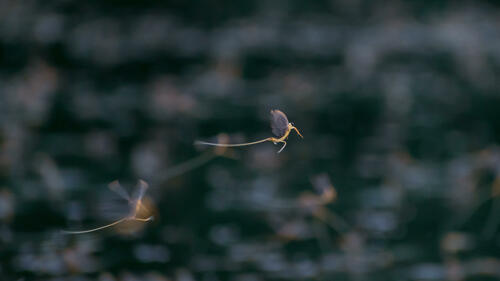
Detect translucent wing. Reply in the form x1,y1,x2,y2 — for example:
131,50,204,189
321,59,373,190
270,109,289,137
132,179,149,204
108,180,131,202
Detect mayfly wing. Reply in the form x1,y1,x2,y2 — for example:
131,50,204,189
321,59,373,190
270,109,289,137
132,179,149,204
108,180,131,202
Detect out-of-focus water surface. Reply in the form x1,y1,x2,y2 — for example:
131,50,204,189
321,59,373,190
1,0,500,280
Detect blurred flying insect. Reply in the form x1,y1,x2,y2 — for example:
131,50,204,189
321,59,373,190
62,180,154,234
195,109,303,153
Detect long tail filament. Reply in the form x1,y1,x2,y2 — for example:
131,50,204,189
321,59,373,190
194,138,272,147
61,216,153,234
61,218,128,234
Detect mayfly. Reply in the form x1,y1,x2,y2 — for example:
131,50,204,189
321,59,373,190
195,109,303,153
62,180,154,234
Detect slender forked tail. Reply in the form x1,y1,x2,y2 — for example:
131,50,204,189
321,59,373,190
61,218,128,234
61,216,153,235
194,138,271,147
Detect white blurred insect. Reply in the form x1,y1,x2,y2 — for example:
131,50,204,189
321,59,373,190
62,180,153,234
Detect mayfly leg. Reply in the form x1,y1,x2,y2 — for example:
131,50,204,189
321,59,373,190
277,141,287,153
291,126,304,138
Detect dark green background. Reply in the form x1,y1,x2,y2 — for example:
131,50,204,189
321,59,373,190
1,0,500,280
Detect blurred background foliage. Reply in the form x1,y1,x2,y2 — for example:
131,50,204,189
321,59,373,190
1,0,500,280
